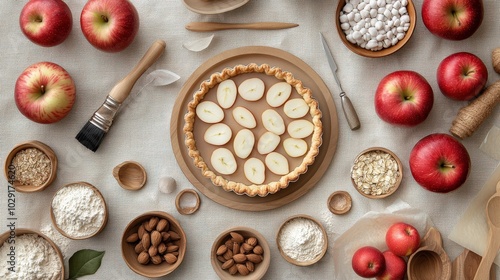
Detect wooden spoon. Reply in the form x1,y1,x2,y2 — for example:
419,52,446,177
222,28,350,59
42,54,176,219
452,249,496,280
473,181,500,280
185,22,299,32
407,227,451,280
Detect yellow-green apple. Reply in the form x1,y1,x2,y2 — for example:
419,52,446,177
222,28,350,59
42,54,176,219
376,251,407,280
374,71,434,126
437,52,488,101
422,0,484,40
409,133,471,193
80,0,139,52
19,0,73,47
385,222,420,257
15,62,76,124
352,246,386,278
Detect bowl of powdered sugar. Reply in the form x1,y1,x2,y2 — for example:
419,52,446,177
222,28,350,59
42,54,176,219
0,228,64,279
276,215,328,266
50,181,108,240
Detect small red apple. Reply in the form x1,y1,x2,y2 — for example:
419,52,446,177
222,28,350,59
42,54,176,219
422,0,484,40
19,0,73,47
437,52,488,101
352,246,386,278
374,71,434,126
376,251,407,280
409,133,471,193
80,0,139,52
385,222,420,257
15,62,76,124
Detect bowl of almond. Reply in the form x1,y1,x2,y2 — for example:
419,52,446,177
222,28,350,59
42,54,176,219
121,211,186,278
211,226,270,279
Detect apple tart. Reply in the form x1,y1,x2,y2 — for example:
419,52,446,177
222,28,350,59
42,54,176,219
183,63,322,197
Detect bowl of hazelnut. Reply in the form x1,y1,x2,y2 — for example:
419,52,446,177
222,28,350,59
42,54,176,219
121,211,186,278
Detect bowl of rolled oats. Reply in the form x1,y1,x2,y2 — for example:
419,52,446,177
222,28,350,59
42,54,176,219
350,147,402,199
4,140,58,192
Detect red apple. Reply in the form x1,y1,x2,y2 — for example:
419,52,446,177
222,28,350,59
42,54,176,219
374,71,434,126
352,246,386,278
409,133,471,193
376,251,407,280
385,222,420,257
80,0,139,52
437,52,488,101
422,0,484,40
15,62,76,124
19,0,73,47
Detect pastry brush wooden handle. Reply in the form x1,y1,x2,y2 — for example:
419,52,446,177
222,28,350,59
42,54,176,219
108,39,166,103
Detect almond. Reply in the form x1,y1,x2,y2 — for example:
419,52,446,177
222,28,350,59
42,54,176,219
126,233,139,243
143,220,153,232
232,253,247,263
241,243,254,253
232,242,240,255
169,230,181,241
148,246,158,257
171,251,179,256
161,231,171,242
148,217,159,230
236,264,250,276
151,255,163,265
151,230,162,247
228,264,238,275
164,253,177,264
223,249,233,261
247,254,263,264
141,233,151,250
246,237,258,247
158,243,167,255
253,245,264,255
221,259,234,270
138,225,146,239
216,244,227,255
230,232,244,243
134,242,145,254
156,219,169,232
137,251,150,264
217,255,227,263
167,245,179,253
225,239,233,249
246,261,255,272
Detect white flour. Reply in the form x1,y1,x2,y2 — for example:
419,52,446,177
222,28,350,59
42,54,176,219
51,183,105,238
278,217,325,262
0,233,62,280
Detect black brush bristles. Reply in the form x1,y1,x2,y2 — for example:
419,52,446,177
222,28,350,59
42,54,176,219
76,122,107,152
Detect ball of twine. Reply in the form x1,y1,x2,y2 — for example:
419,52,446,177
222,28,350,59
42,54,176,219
492,47,500,74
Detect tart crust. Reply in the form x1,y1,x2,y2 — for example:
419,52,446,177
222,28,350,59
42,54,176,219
183,63,323,197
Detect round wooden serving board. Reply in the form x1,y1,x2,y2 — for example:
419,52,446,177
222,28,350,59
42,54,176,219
170,46,339,211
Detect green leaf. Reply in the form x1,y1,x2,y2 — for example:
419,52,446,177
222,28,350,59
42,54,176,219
68,249,105,279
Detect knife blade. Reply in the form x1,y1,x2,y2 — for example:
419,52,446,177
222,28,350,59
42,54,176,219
320,32,361,130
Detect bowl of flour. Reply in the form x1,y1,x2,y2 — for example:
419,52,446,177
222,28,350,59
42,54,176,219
50,181,108,240
276,215,328,266
0,228,64,279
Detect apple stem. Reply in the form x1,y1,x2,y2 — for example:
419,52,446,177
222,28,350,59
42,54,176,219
41,85,45,95
441,164,455,169
451,9,461,26
101,15,109,23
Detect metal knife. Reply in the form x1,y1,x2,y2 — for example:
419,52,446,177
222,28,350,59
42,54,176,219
320,32,361,130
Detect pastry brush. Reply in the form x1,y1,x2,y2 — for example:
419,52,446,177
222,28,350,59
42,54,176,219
76,39,166,152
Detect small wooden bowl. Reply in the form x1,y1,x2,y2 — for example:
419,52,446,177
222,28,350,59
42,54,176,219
211,226,271,279
175,189,201,215
0,228,64,279
121,211,187,278
276,215,328,266
350,147,403,199
113,161,147,190
328,191,352,215
50,181,108,240
335,0,416,57
4,140,57,192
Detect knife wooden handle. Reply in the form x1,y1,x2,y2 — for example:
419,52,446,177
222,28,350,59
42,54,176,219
108,39,166,103
185,22,298,32
341,93,361,130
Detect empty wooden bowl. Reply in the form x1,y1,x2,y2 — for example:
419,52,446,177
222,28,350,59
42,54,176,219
50,182,108,240
121,211,187,278
351,147,403,199
211,226,271,279
276,215,328,266
113,161,147,190
4,140,57,192
335,0,416,57
0,228,64,279
328,191,352,214
175,189,201,215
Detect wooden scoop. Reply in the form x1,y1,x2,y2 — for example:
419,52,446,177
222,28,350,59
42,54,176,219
452,249,496,280
474,181,500,280
407,227,451,280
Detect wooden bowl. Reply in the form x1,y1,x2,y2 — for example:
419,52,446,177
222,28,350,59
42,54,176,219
183,0,249,14
276,215,328,266
4,140,57,192
327,191,352,215
113,161,147,191
50,182,108,240
335,0,416,57
350,147,403,199
0,228,64,279
175,189,201,215
121,211,187,278
211,226,271,279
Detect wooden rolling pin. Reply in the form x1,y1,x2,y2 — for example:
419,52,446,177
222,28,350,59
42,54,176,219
185,22,299,32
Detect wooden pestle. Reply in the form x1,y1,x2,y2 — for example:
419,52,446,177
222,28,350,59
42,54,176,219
450,80,500,139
